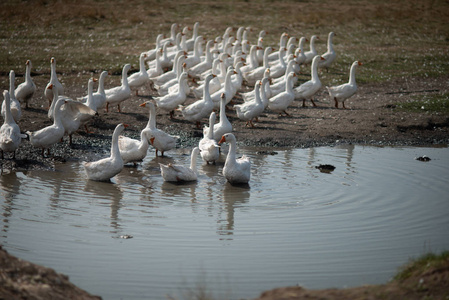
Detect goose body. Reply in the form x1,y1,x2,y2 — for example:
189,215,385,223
203,93,232,142
270,59,298,96
119,129,151,165
319,32,336,71
147,48,164,79
185,22,200,52
293,37,307,74
128,53,150,95
15,60,36,108
140,101,178,156
304,35,319,65
105,64,132,112
243,47,273,86
294,55,324,107
153,72,189,118
199,112,220,164
1,71,22,123
188,40,215,78
211,67,237,109
268,72,296,115
27,97,66,156
78,71,108,111
219,133,251,184
327,61,362,109
242,68,271,102
83,123,126,181
180,74,216,128
160,147,200,182
44,57,64,107
235,80,265,127
0,91,23,158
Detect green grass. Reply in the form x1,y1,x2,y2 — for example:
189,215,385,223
394,251,449,281
396,93,449,114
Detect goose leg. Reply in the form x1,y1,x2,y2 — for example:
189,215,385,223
342,101,347,109
117,104,121,113
334,97,339,108
302,99,306,107
311,99,317,107
105,102,109,113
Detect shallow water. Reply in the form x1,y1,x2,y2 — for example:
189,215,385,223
1,145,449,299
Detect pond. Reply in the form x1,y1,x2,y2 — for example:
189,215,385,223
1,144,449,299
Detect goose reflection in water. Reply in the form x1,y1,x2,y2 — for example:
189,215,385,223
0,171,22,237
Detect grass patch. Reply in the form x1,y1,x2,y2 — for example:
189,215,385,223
396,93,449,114
394,251,449,281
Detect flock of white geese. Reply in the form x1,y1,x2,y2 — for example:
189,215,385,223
0,22,362,184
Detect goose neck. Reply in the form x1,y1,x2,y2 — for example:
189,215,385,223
3,92,14,125
147,104,157,129
110,126,122,158
9,71,15,95
349,63,358,85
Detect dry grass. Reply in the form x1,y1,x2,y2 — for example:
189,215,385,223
0,0,448,85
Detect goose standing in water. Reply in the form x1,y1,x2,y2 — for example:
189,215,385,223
160,147,200,182
219,133,251,184
1,70,22,123
83,123,127,181
0,91,24,159
199,112,220,165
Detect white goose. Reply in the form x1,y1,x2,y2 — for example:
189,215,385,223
83,123,127,181
142,33,164,62
160,147,200,182
78,78,100,133
0,91,24,159
270,59,298,96
319,32,337,71
199,112,220,165
180,74,216,128
153,72,189,118
193,57,222,98
243,47,273,86
119,127,151,165
204,93,232,143
185,22,200,52
146,48,164,79
240,45,260,74
105,63,132,112
268,48,289,79
184,36,204,69
218,133,251,184
140,101,178,156
304,35,319,65
327,61,362,109
268,32,289,62
268,72,296,116
259,77,271,109
27,97,66,157
78,70,108,112
1,71,21,123
148,41,173,70
294,55,325,107
211,67,237,109
188,40,216,78
235,80,265,127
151,51,186,86
128,53,150,95
44,57,64,108
15,60,36,109
242,68,271,102
160,23,179,45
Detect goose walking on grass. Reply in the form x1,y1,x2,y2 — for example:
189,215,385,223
294,55,325,107
319,32,337,72
104,64,131,113
327,61,362,109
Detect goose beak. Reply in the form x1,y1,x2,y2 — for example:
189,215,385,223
93,78,98,82
150,137,155,145
123,124,129,128
139,102,147,107
218,135,226,144
358,61,363,66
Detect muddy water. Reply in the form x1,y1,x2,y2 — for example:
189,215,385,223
1,145,449,299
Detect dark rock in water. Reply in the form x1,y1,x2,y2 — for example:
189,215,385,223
316,164,336,173
415,156,431,162
256,150,278,155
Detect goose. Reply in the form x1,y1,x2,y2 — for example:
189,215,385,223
0,91,24,159
180,26,193,52
142,33,164,62
188,40,216,78
285,37,299,58
160,147,200,182
154,60,187,96
83,123,127,181
270,59,298,96
15,60,36,108
140,101,178,156
319,32,337,71
118,127,151,165
268,72,296,116
166,32,182,58
27,96,66,157
150,51,186,86
218,133,251,184
327,61,362,109
268,33,289,62
243,47,273,86
128,53,150,95
211,67,237,109
153,72,189,118
105,63,132,112
203,93,232,142
185,36,204,69
293,37,307,74
78,78,100,133
185,22,200,52
147,41,173,70
294,55,325,107
44,57,64,108
180,74,216,128
47,82,96,145
146,47,164,79
235,80,265,127
268,48,289,79
304,35,319,65
259,77,271,109
242,68,271,102
255,37,265,64
240,45,261,74
199,112,220,164
160,23,179,45
78,70,108,111
1,71,21,123
193,57,222,98
231,61,245,95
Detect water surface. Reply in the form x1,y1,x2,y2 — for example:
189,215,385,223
1,145,448,299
